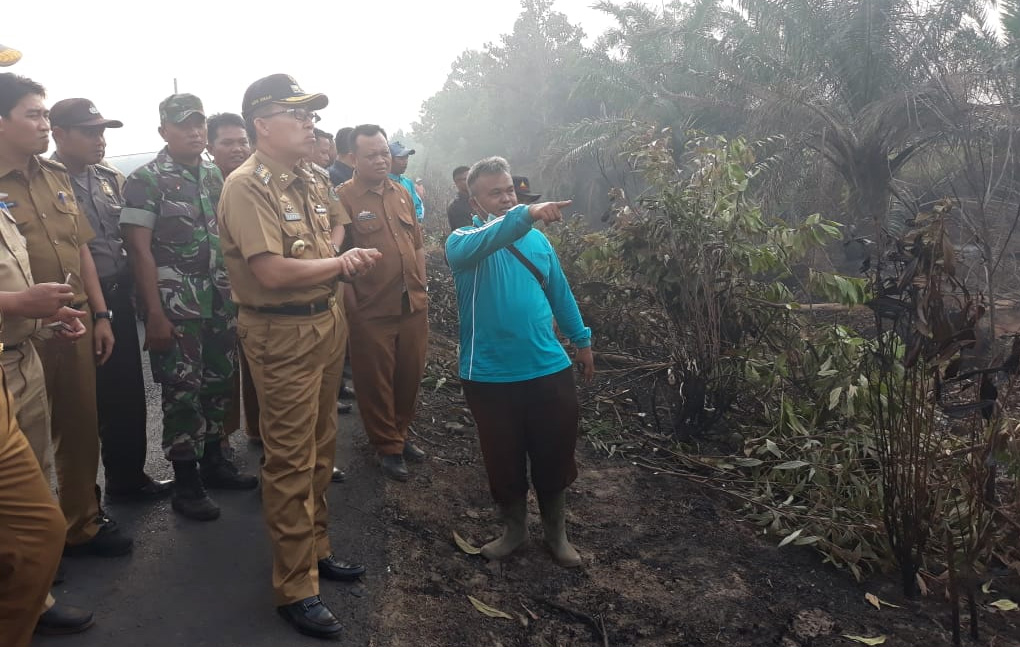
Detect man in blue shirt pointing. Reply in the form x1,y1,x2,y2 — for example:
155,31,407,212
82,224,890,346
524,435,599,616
446,156,594,568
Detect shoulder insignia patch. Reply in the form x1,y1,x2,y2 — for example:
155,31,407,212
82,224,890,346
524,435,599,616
38,157,67,172
254,164,272,186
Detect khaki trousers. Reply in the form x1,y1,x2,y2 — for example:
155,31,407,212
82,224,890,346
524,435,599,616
237,305,344,605
0,370,64,647
0,343,52,478
33,314,101,545
348,306,428,456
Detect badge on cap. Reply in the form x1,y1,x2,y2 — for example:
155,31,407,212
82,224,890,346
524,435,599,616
290,239,307,257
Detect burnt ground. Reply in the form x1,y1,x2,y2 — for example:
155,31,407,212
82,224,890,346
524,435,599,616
377,338,1020,647
30,307,1020,647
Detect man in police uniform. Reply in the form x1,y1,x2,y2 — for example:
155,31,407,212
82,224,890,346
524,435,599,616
219,73,378,638
337,124,429,482
0,48,96,641
50,98,172,503
122,94,257,522
0,72,132,560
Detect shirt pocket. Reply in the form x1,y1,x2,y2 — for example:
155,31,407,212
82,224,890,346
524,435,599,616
50,197,83,246
352,212,383,236
281,220,316,259
154,199,199,244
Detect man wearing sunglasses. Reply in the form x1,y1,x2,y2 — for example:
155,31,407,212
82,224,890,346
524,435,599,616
219,74,379,638
121,94,257,523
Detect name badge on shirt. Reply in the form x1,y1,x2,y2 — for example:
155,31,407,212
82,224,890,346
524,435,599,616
283,212,302,222
314,205,327,215
356,211,376,221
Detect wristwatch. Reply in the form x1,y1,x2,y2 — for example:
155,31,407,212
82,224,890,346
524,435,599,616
94,310,114,322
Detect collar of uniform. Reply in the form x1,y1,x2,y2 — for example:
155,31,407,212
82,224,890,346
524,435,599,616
252,151,305,190
49,151,92,181
154,147,217,176
351,175,396,198
0,154,42,182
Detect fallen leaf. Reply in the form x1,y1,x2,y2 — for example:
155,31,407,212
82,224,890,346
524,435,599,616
468,595,513,619
981,580,995,594
453,531,481,555
990,599,1018,611
843,635,886,645
521,603,539,621
865,593,902,610
778,528,803,548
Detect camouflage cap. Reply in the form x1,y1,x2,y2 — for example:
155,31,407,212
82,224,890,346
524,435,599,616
242,74,328,118
159,93,205,124
0,43,22,67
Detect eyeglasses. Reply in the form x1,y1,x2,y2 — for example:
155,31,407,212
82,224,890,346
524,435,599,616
260,108,321,124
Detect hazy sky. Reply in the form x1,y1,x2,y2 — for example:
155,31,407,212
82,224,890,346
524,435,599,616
5,0,623,157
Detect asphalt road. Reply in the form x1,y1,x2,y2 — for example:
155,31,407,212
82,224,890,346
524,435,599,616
34,339,385,647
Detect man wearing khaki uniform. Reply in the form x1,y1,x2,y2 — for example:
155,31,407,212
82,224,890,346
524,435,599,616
0,72,131,559
336,124,429,482
218,74,376,639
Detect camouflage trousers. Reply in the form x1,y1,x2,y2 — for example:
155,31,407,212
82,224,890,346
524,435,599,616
150,316,237,461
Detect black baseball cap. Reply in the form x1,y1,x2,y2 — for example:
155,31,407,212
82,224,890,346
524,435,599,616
513,176,541,203
242,74,328,118
50,98,123,129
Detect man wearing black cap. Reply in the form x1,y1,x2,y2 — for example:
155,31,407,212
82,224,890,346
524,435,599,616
219,73,377,638
121,93,257,522
513,175,542,204
50,99,171,504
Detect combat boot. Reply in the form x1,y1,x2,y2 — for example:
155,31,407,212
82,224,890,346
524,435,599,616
537,490,581,567
200,441,259,490
171,460,220,521
480,497,528,560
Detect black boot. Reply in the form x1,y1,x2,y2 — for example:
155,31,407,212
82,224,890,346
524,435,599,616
171,460,220,521
200,442,259,490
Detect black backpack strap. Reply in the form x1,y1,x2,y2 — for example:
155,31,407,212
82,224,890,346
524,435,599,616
506,244,547,290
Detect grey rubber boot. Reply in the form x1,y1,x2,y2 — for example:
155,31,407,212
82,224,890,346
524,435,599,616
537,490,581,568
480,498,528,560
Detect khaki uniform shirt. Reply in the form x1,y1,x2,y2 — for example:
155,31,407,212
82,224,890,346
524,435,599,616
336,178,426,319
0,197,39,344
0,157,94,305
219,152,351,308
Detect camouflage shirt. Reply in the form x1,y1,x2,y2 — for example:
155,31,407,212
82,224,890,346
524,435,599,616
120,148,233,320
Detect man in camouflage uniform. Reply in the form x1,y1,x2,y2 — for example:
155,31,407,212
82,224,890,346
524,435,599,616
121,94,256,522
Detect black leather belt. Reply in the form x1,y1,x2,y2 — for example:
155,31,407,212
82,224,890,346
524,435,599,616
251,297,335,316
100,271,132,295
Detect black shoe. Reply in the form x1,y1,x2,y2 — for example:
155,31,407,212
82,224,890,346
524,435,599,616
105,476,173,504
339,385,356,400
171,460,220,521
380,454,409,482
63,519,133,557
317,554,366,581
331,467,346,483
200,443,259,490
35,603,95,635
403,440,427,463
337,401,353,414
277,596,342,638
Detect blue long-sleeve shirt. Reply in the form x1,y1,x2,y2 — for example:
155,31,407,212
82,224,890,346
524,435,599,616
446,204,591,383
